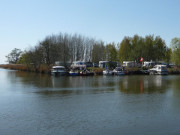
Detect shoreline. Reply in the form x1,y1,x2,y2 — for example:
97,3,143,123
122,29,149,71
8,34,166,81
1,64,180,75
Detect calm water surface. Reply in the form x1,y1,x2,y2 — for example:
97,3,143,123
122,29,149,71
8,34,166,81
0,68,180,135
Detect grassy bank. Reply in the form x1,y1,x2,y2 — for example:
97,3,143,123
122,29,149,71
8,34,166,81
168,67,180,74
0,64,28,70
87,67,103,75
0,64,51,74
124,67,142,75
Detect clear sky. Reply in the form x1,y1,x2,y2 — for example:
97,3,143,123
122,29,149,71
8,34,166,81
0,0,180,64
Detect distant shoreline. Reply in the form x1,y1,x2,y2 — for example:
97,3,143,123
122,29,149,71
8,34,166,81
1,64,180,75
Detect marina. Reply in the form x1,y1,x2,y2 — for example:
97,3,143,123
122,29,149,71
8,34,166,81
1,1,180,135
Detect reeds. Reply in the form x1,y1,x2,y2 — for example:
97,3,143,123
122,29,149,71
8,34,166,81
0,64,27,71
0,64,51,73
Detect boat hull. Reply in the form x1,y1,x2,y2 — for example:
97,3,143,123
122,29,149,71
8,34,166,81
103,70,113,75
149,70,168,75
115,71,125,75
51,72,67,76
69,72,79,76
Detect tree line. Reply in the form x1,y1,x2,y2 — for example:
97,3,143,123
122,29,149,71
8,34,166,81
118,35,172,63
6,33,180,70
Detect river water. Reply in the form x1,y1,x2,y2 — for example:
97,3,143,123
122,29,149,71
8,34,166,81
0,68,180,135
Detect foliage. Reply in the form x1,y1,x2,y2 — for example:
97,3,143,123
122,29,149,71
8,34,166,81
164,48,172,63
105,43,118,61
6,48,22,64
107,61,117,69
118,35,169,63
118,37,131,63
91,42,106,63
91,42,118,63
18,51,32,70
170,38,180,66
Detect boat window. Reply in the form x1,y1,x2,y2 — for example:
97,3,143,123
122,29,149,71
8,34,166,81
162,67,167,70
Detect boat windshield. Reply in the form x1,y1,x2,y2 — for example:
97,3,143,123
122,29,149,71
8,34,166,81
161,66,167,70
53,67,65,70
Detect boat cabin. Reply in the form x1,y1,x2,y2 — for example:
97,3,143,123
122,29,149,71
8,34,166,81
71,61,86,69
143,61,156,67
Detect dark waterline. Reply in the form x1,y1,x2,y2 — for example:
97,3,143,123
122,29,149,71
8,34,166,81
0,68,180,135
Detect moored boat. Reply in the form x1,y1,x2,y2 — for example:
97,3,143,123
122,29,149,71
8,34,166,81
80,69,94,76
113,67,125,75
51,66,67,76
149,65,168,75
103,69,113,75
69,69,79,76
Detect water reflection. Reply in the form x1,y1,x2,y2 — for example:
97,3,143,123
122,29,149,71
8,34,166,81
7,70,53,88
118,75,170,94
6,70,179,96
44,76,116,95
171,76,180,96
6,71,116,96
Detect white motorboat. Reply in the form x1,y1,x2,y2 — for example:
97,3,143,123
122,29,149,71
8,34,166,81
149,65,168,75
113,67,125,75
103,69,113,75
51,66,67,76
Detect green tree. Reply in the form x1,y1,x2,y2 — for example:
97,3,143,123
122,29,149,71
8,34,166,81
105,43,118,61
118,37,131,63
91,42,105,63
170,38,180,66
154,36,167,61
18,51,31,64
164,48,172,63
118,35,170,63
6,48,22,64
144,35,155,61
131,35,144,62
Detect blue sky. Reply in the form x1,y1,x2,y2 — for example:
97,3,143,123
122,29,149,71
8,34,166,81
0,0,180,64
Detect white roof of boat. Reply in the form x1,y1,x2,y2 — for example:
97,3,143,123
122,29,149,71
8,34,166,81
155,64,167,67
52,66,65,68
